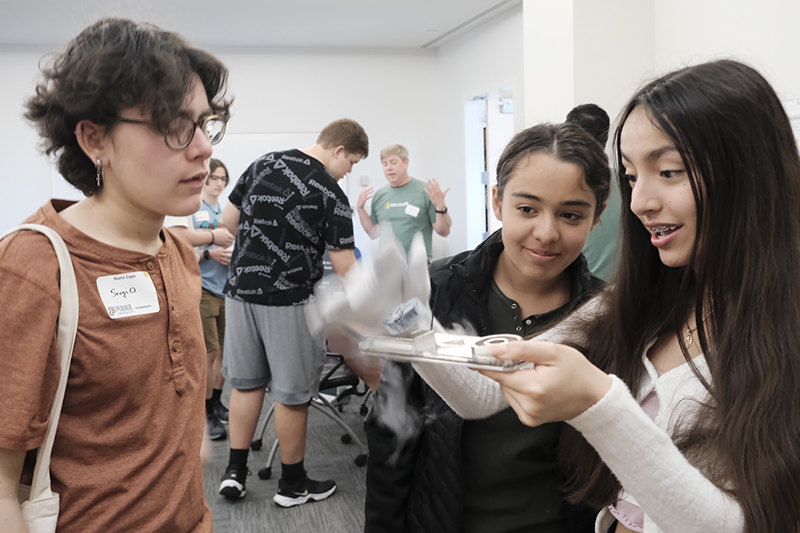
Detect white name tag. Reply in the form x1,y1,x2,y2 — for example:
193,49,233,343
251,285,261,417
96,271,160,319
404,204,420,217
195,211,211,222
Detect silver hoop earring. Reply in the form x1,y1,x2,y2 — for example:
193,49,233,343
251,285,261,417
95,159,104,188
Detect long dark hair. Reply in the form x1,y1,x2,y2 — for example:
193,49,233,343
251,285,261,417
560,59,800,532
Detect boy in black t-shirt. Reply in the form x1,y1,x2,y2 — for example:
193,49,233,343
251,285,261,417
218,119,368,507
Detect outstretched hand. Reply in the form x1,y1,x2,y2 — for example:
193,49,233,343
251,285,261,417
478,340,612,427
424,179,450,211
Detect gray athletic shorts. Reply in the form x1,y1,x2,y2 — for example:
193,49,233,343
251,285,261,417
222,297,325,405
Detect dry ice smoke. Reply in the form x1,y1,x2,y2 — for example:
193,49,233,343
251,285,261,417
306,231,475,462
370,319,479,465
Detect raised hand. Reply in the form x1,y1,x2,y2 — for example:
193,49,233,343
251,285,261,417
357,186,374,211
478,340,612,427
424,179,450,211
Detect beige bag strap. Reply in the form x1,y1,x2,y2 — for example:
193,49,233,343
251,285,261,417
2,223,79,502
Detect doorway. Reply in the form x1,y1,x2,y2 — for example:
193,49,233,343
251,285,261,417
464,93,515,249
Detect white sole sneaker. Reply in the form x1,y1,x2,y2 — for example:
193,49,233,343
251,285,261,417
273,485,336,508
219,479,246,499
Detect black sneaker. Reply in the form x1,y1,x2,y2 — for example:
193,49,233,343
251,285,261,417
219,464,249,499
273,477,336,508
213,401,229,423
207,414,227,441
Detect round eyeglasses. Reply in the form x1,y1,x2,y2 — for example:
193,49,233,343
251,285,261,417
113,114,227,151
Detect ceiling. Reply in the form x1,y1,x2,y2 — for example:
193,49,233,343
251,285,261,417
0,0,521,50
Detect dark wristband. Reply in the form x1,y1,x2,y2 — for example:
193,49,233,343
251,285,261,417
435,207,448,214
203,249,210,260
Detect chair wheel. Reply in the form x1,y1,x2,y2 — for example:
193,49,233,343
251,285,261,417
355,454,367,467
250,439,263,451
258,467,272,480
359,405,368,416
341,434,352,444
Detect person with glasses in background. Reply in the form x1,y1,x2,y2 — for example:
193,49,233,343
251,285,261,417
168,158,236,441
0,18,230,533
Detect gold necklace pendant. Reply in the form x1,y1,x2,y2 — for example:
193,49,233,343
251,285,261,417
684,309,712,349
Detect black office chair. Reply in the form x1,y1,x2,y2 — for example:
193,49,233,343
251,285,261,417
250,353,369,480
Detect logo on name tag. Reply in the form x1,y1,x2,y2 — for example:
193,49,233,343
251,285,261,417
97,271,160,319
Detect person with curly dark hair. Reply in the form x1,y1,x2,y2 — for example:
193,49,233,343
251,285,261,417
0,17,231,532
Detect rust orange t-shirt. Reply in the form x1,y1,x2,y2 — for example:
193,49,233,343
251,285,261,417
0,200,212,532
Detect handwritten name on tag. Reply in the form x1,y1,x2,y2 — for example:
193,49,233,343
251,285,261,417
96,271,160,319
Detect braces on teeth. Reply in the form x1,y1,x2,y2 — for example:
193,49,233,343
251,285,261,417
652,224,678,238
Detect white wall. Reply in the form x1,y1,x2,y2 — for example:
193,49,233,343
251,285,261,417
520,0,800,130
0,50,56,233
523,0,654,128
436,5,524,252
573,0,654,126
654,0,800,101
522,0,574,125
522,0,799,138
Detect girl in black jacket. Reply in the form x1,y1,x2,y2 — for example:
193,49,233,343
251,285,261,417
365,122,611,533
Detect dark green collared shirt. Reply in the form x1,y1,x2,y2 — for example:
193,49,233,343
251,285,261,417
462,258,597,533
486,262,585,339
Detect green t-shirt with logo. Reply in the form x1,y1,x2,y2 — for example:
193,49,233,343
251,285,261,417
370,178,437,259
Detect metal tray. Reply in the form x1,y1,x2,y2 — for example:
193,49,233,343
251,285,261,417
359,331,524,371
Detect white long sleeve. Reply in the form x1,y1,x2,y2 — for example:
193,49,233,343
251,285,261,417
569,376,744,533
413,296,601,419
411,358,508,419
414,288,744,533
